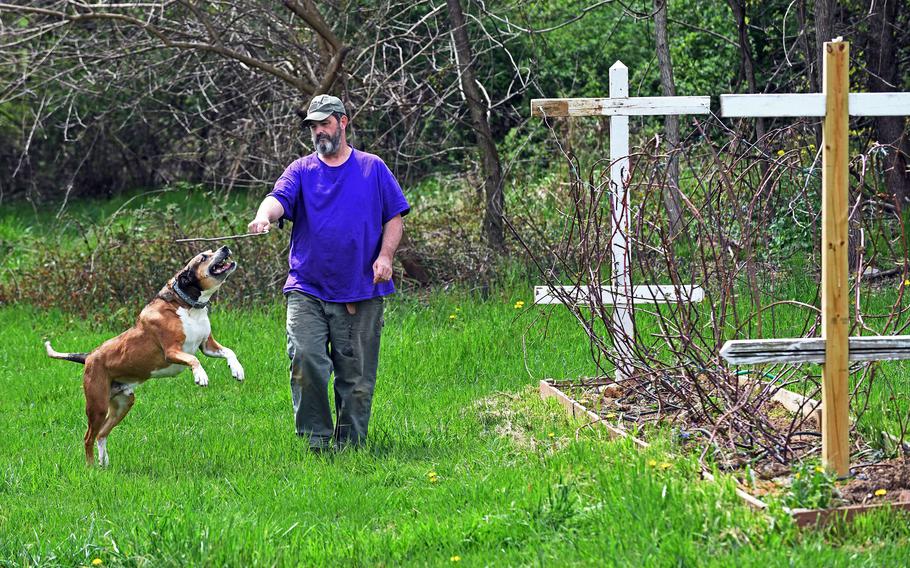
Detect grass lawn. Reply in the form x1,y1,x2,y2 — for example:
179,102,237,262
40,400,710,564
2,290,910,567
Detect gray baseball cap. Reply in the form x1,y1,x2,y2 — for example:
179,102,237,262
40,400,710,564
302,94,346,124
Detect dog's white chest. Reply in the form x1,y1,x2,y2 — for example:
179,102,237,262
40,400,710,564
150,307,210,378
178,307,211,353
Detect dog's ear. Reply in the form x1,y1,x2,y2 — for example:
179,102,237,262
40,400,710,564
176,268,201,294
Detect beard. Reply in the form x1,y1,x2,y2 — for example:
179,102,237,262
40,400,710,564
312,128,342,156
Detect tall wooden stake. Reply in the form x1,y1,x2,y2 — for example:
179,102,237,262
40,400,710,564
609,62,634,379
821,41,850,476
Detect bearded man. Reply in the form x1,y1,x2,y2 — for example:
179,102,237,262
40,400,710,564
248,94,410,452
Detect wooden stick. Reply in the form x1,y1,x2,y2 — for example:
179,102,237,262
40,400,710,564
175,231,268,243
821,40,851,477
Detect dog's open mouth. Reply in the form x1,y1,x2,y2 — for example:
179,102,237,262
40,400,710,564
210,256,235,276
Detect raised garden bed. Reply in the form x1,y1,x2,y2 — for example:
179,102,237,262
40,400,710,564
540,378,910,527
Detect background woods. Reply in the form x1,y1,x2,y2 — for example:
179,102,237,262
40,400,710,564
0,0,908,259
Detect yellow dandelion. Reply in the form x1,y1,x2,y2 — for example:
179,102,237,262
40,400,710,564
647,459,658,467
514,300,525,309
814,466,824,474
795,472,801,480
776,149,785,156
904,279,910,287
428,470,437,477
451,556,462,563
659,462,672,470
92,560,103,567
449,314,457,320
548,432,555,438
875,488,887,496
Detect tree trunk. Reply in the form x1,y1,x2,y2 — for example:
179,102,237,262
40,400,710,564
446,0,505,252
813,0,837,147
814,0,836,66
864,0,910,205
728,0,766,144
653,0,683,237
797,0,817,92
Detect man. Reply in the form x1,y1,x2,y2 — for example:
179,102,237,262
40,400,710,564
248,94,410,452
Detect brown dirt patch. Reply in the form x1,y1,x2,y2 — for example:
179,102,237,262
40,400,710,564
839,458,910,506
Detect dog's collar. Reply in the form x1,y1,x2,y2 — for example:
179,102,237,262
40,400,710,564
172,283,209,309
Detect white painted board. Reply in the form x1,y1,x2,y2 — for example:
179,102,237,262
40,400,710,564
530,96,711,117
720,92,910,118
720,336,910,365
534,285,705,305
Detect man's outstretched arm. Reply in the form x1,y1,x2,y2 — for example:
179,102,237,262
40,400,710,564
248,196,285,233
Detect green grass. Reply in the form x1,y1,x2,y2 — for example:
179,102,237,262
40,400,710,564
3,292,910,566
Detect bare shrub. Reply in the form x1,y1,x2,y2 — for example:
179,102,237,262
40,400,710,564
517,116,910,469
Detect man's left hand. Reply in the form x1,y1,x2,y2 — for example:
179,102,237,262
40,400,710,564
372,255,393,284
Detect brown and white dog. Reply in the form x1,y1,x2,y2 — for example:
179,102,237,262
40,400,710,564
45,246,244,466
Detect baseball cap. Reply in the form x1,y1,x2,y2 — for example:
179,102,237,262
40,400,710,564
302,94,347,124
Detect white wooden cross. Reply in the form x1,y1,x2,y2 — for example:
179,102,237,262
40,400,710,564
719,40,910,476
531,61,708,381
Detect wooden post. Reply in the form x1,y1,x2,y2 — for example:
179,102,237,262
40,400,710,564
609,61,634,380
719,40,910,477
821,41,850,476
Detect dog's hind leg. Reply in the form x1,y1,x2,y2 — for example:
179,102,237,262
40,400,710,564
82,361,110,466
96,391,135,467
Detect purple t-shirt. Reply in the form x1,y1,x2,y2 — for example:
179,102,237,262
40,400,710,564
268,148,410,302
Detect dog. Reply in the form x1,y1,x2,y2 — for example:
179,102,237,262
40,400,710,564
45,245,244,466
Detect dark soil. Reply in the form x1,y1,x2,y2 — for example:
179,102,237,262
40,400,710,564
840,458,910,506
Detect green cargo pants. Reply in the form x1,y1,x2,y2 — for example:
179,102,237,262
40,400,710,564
286,291,384,450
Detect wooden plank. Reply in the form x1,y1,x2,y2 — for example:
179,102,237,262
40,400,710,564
534,285,705,305
821,40,851,478
530,98,597,117
739,378,822,423
701,470,769,510
538,380,647,446
849,92,910,116
719,92,910,118
530,95,710,117
791,501,910,527
720,93,826,117
720,335,910,365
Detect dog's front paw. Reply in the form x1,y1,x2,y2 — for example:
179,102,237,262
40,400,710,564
229,360,245,382
193,366,210,387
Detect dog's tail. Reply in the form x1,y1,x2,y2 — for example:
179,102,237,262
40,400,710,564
45,341,88,365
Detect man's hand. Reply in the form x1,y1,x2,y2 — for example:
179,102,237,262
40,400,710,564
247,217,271,234
372,254,393,284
